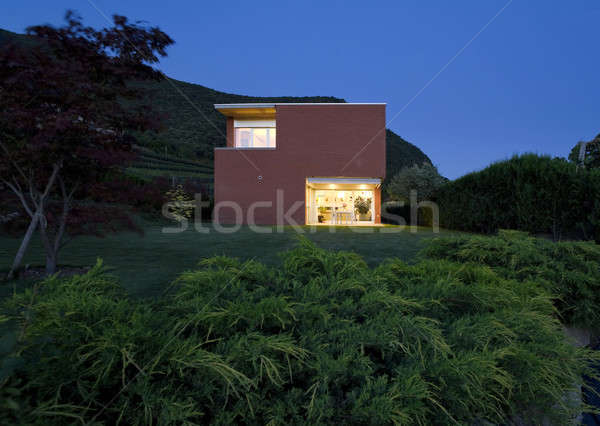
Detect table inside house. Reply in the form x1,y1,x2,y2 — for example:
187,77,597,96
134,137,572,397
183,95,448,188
334,211,353,224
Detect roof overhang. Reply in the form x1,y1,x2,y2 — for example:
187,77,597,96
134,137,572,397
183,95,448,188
214,104,276,119
306,177,381,189
214,102,386,119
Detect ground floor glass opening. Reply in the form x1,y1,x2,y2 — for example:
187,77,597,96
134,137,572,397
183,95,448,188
306,178,379,225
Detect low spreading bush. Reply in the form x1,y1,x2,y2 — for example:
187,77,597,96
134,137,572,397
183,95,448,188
434,154,600,241
1,240,598,424
422,230,600,328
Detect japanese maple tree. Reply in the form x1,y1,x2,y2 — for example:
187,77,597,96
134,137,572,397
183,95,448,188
0,11,173,278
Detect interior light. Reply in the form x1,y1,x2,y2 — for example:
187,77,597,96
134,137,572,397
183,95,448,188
329,184,336,189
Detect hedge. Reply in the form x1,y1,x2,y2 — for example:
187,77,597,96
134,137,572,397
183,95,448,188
1,238,598,424
434,154,600,241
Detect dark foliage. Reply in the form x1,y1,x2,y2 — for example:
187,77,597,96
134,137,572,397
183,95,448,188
434,154,600,241
88,174,212,219
0,12,173,275
1,199,141,239
569,134,600,169
385,130,432,184
381,202,433,227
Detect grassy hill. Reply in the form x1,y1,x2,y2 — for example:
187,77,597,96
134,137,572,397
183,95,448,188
1,28,432,181
129,79,346,161
132,79,432,177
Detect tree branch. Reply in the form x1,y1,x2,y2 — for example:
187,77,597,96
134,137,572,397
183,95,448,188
42,161,62,200
2,177,34,218
53,176,74,254
28,170,39,207
0,139,30,183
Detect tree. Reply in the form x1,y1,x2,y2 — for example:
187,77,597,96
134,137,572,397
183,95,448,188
568,134,600,169
0,11,173,278
164,184,194,222
386,162,445,202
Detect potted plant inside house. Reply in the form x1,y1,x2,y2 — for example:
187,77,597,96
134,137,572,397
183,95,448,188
318,206,327,223
354,196,372,221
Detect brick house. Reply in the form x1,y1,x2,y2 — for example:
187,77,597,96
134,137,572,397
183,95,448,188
214,103,386,225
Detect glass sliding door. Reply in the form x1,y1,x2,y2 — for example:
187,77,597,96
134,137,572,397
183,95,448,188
311,189,374,224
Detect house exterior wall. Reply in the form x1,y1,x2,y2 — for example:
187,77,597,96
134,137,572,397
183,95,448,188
214,104,386,225
374,186,381,223
226,117,234,147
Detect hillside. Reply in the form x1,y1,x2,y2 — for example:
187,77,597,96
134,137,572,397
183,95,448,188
0,28,38,48
130,79,345,161
132,79,432,179
385,129,431,179
1,28,432,180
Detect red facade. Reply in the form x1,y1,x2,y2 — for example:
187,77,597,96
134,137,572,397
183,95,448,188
214,103,386,225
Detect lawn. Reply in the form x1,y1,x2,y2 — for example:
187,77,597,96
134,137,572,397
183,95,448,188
0,223,457,298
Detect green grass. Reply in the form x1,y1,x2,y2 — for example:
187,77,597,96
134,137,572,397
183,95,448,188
0,223,457,298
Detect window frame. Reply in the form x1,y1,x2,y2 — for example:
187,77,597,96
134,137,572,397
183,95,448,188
234,127,276,148
233,120,276,148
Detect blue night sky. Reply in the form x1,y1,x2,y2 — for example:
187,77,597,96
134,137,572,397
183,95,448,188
3,1,599,179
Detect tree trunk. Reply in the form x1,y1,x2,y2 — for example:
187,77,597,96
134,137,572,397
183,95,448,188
6,212,40,280
45,251,57,275
39,221,58,275
3,160,62,280
39,177,75,275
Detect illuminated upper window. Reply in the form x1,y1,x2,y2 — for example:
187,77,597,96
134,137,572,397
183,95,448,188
234,120,276,148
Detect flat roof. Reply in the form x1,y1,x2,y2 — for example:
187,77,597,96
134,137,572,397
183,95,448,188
214,103,386,109
214,103,386,118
